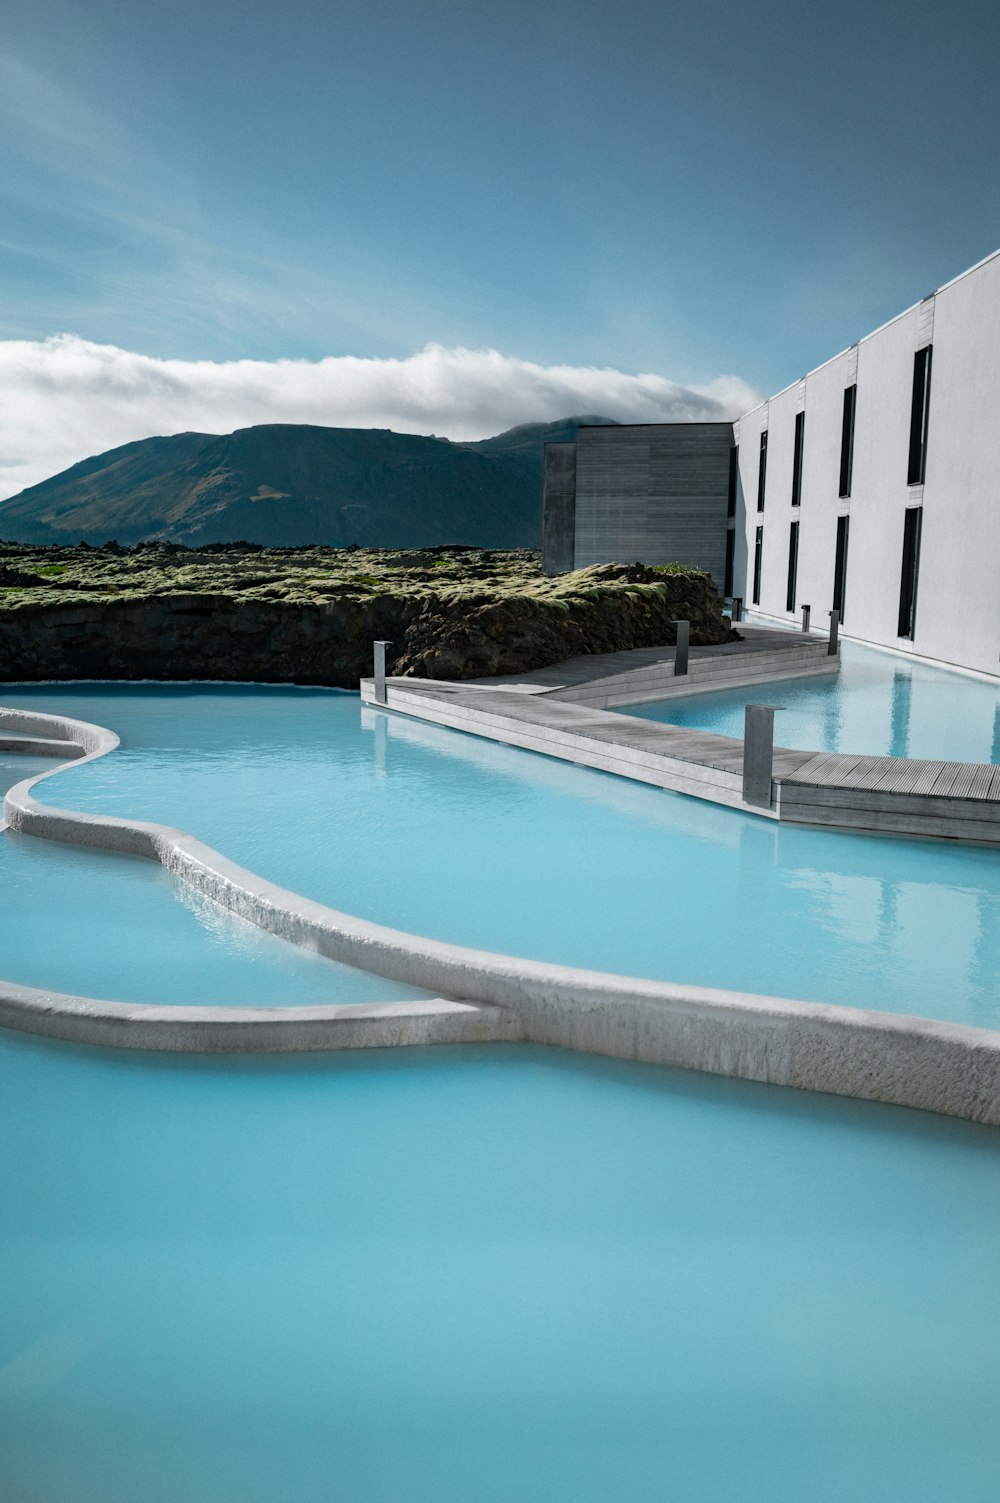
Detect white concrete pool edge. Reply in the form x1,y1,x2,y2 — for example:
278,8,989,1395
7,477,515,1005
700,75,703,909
3,705,1000,1125
0,979,521,1053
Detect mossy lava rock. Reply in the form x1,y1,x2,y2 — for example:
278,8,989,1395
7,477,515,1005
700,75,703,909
0,545,735,685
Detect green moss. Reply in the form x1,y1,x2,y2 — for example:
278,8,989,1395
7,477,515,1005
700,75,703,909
0,543,723,629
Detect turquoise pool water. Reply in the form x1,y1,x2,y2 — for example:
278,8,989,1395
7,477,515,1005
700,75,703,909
4,682,1000,1026
619,640,1000,761
0,755,427,1007
3,1032,999,1503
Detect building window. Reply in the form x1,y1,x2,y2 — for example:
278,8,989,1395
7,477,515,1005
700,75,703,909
757,431,767,511
791,412,804,508
833,515,849,624
907,347,932,486
786,521,799,612
724,527,735,597
839,384,856,498
752,526,763,604
898,506,923,638
727,446,739,519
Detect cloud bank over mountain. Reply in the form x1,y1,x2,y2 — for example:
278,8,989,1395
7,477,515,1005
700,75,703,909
0,334,761,500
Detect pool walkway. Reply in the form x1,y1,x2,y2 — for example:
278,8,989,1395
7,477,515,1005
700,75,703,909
362,624,1000,845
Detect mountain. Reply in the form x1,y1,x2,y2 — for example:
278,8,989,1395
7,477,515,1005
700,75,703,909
462,414,612,465
0,417,616,550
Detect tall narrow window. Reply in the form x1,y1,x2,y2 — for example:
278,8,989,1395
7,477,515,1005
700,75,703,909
757,431,767,512
752,526,763,605
832,516,849,623
839,384,856,498
724,527,735,597
791,412,804,508
898,506,923,638
727,446,739,519
907,347,932,485
786,521,799,612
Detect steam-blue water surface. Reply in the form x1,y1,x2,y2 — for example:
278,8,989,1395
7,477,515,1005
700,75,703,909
620,640,1000,761
0,756,427,1006
2,1032,1000,1503
4,667,1000,1500
4,676,1000,1026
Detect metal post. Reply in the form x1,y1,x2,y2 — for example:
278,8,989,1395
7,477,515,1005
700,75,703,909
731,596,743,623
674,620,690,677
828,609,840,656
801,604,811,634
743,704,781,809
373,639,391,705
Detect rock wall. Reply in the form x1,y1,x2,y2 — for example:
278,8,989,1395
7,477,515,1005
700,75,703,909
0,565,734,686
394,565,734,679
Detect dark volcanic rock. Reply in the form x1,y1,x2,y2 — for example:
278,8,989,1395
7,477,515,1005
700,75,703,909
0,546,734,687
393,564,732,679
0,594,411,686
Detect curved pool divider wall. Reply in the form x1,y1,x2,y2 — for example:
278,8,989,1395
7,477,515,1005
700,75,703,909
0,980,522,1053
0,734,86,758
0,707,114,834
0,705,111,752
2,705,1000,1125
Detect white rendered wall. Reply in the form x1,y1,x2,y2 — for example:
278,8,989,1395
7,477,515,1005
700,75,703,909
735,249,1000,678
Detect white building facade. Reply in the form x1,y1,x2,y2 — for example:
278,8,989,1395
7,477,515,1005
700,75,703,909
735,248,1000,678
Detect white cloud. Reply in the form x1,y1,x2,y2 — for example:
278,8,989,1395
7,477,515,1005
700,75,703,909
0,335,762,500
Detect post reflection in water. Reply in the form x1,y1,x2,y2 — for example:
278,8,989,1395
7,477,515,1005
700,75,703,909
889,670,912,760
991,704,1000,766
876,870,900,961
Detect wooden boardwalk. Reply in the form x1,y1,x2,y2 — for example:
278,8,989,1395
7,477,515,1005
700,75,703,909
362,625,1000,845
476,623,839,706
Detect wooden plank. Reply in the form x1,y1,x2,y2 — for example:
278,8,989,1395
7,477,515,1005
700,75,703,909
968,764,998,799
790,754,870,786
786,751,839,783
840,757,888,788
778,783,1000,821
780,802,1000,845
929,763,974,798
905,760,951,795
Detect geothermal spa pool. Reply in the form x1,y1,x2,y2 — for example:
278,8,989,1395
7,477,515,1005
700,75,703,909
4,664,1000,1024
0,755,427,1007
3,646,1000,1500
3,1033,999,1503
622,638,1000,762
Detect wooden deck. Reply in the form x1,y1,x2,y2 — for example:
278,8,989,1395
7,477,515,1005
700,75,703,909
361,625,1000,845
476,623,839,706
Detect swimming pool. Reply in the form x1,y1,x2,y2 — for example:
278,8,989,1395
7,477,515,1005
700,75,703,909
3,661,1000,1500
619,639,1000,761
4,681,1000,1028
0,754,429,1008
2,1031,999,1503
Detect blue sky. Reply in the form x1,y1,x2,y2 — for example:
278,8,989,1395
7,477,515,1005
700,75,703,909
1,0,998,489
